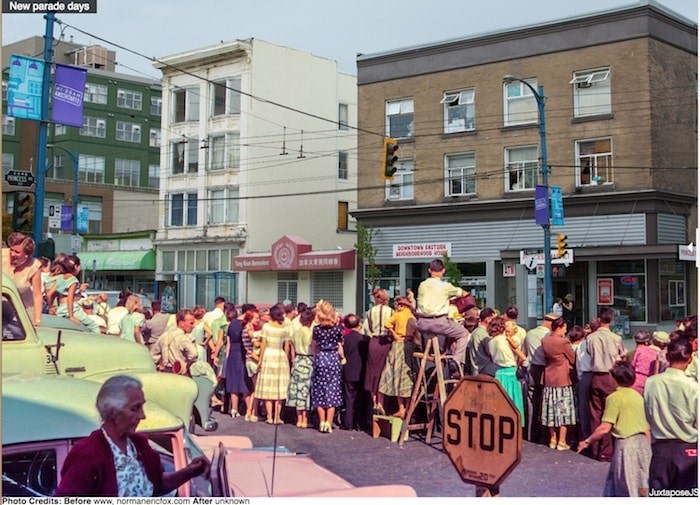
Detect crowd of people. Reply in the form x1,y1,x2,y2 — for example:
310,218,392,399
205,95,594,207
3,238,697,496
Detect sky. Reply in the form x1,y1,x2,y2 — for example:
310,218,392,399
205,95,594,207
1,0,697,80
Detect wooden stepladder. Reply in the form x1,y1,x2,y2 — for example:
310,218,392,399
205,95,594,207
398,335,463,447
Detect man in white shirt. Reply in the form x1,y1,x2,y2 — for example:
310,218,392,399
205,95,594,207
415,259,470,367
203,296,226,328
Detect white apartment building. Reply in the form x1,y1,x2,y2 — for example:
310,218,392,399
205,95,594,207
155,39,358,311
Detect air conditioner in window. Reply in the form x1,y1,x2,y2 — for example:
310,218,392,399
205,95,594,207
577,82,593,89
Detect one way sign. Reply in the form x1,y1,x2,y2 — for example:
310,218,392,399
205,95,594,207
4,170,36,187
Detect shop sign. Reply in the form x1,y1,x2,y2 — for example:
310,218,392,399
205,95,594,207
620,276,637,286
678,244,696,262
597,278,614,305
502,264,516,277
393,242,452,259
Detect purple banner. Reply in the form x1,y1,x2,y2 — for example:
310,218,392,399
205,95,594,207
51,64,87,127
534,184,549,225
61,204,73,232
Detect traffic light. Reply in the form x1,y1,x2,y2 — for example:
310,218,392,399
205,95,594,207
382,137,399,180
557,233,568,258
12,192,34,232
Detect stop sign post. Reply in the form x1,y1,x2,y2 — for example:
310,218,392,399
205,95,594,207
443,375,522,493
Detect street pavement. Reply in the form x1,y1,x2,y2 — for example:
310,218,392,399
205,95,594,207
198,409,610,497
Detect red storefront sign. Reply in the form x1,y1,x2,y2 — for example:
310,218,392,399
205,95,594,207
233,235,355,272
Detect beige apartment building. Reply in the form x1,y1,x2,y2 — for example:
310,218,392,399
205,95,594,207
354,1,697,332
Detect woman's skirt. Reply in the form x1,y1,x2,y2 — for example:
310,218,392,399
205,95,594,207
603,433,651,497
495,366,525,427
378,341,413,398
287,355,314,410
541,385,576,427
364,336,392,396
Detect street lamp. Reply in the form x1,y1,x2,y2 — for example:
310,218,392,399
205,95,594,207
47,144,80,254
503,75,552,314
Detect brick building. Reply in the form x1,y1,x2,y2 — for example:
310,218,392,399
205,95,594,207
353,1,697,331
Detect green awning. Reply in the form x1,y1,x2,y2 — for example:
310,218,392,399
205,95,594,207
78,250,155,271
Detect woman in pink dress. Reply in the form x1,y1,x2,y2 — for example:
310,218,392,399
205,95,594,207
629,330,659,395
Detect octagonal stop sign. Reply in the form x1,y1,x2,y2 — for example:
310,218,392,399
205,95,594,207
443,375,522,487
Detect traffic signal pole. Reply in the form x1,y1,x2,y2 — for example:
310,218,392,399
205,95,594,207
31,12,56,250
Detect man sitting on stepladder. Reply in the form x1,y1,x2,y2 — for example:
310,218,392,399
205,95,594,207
415,259,470,371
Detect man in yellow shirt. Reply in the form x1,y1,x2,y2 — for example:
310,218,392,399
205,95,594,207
415,259,469,368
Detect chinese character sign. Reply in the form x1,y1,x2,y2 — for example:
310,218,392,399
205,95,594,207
7,54,45,121
51,64,87,127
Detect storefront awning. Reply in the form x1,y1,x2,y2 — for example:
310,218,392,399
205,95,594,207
78,250,155,271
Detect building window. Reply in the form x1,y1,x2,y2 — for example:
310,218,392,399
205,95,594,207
503,78,537,126
659,259,686,321
114,158,140,187
311,271,343,308
84,83,108,104
386,98,414,138
208,132,240,170
277,272,298,305
78,154,105,183
173,86,200,122
445,152,475,196
576,138,612,186
50,154,68,180
211,77,241,116
117,88,142,110
208,187,239,224
597,260,646,322
3,153,14,173
442,89,475,133
55,124,67,135
171,139,199,175
338,103,349,131
338,151,348,180
116,121,141,143
162,251,175,271
81,197,103,234
149,128,161,147
150,96,162,116
386,159,414,201
337,201,349,231
570,68,611,117
148,164,159,188
2,115,15,135
80,116,106,138
167,192,197,227
505,146,538,191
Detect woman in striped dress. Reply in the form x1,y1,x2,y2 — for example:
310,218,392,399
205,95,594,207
287,308,316,428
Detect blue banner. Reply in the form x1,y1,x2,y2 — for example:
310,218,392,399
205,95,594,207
551,186,565,226
534,185,549,225
61,204,73,232
7,54,45,121
51,64,87,127
77,205,89,233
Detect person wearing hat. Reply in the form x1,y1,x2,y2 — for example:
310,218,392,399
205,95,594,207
651,331,670,373
80,298,108,334
524,312,558,445
629,330,661,395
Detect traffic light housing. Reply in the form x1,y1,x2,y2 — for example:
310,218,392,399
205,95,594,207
557,233,568,258
382,137,399,180
12,192,34,232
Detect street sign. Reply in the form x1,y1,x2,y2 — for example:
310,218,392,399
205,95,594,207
443,376,522,488
4,170,35,187
519,249,574,267
48,204,62,229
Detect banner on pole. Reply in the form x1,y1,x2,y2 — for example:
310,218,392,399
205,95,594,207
550,186,565,226
77,205,89,234
51,64,87,127
7,54,45,121
534,185,549,225
61,204,73,232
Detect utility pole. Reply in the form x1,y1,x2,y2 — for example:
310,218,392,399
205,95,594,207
32,12,56,250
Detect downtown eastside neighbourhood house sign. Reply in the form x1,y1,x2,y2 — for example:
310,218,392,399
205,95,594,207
393,242,452,259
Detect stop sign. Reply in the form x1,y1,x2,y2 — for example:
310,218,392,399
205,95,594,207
443,376,522,487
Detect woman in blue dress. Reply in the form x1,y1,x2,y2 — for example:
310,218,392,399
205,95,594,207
224,304,251,417
310,300,345,433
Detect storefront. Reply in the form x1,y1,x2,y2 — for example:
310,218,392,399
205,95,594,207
233,235,357,312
